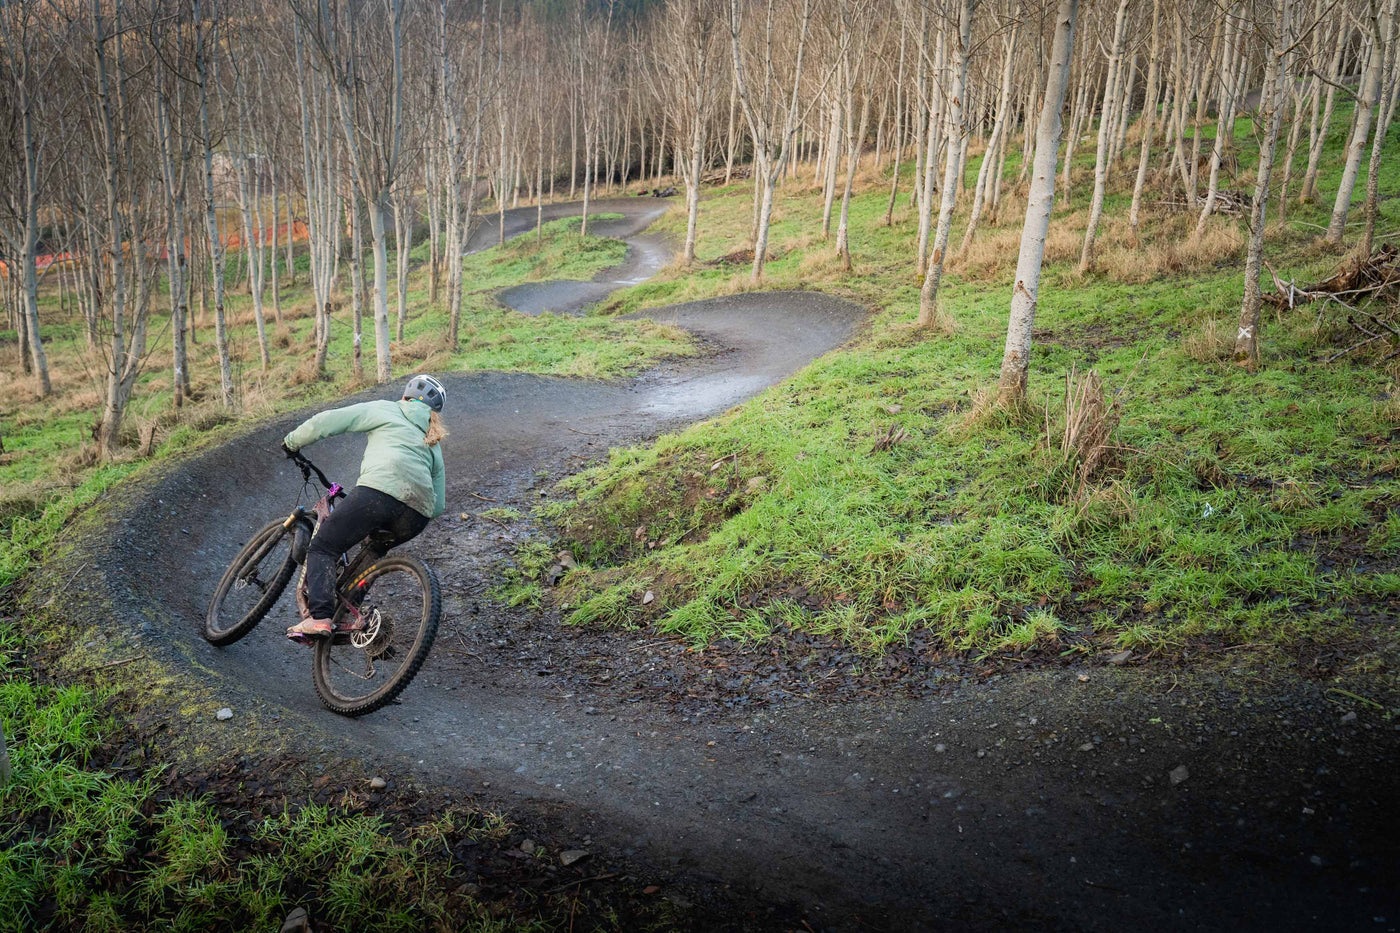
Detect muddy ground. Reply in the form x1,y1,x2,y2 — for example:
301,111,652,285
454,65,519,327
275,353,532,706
38,199,1400,931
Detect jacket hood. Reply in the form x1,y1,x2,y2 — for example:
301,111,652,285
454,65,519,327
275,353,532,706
398,399,431,431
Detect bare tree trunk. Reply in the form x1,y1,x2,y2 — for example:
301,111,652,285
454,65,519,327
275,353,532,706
1080,0,1131,272
1195,6,1246,237
821,92,841,238
198,5,233,409
2,8,51,397
961,22,1017,254
1129,0,1163,235
916,29,945,274
1235,0,1292,366
998,0,1078,406
1326,0,1391,244
884,14,908,226
919,0,974,327
1300,16,1346,203
835,88,870,269
1361,5,1400,254
394,191,411,342
350,187,365,380
270,163,282,323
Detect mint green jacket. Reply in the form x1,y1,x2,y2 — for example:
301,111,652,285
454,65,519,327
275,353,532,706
284,400,446,519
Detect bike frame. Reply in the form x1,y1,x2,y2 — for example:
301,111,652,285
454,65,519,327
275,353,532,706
283,449,390,628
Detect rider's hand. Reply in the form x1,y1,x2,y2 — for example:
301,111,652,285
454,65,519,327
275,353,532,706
282,442,297,458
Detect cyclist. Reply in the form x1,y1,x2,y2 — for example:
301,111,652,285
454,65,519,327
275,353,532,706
281,374,448,642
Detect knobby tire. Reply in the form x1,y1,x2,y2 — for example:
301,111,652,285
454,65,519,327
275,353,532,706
203,520,300,646
311,555,440,717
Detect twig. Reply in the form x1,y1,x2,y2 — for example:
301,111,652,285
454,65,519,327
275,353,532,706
42,563,89,608
469,492,496,502
83,654,145,673
544,872,619,895
1325,333,1384,363
566,427,605,437
709,445,750,472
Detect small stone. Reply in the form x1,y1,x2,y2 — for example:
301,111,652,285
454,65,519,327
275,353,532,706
556,551,577,569
976,748,987,759
1169,765,1190,786
885,404,903,414
1340,711,1357,723
746,475,767,491
934,743,948,753
216,707,233,721
279,907,309,933
559,849,589,867
643,885,661,895
1310,854,1323,867
1107,650,1133,665
1077,673,1090,683
1078,743,1095,752
370,776,387,790
519,839,536,854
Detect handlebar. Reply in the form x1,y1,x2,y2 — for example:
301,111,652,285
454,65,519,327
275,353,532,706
284,445,339,495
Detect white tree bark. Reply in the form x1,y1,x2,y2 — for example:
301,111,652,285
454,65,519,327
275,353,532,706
1080,0,1131,272
1235,0,1292,366
998,0,1079,406
1326,0,1392,244
918,0,974,327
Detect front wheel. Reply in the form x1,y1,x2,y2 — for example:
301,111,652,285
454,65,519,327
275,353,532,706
204,520,302,646
311,555,441,717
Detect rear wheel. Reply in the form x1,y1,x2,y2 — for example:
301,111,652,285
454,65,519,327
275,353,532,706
204,520,301,646
311,555,440,717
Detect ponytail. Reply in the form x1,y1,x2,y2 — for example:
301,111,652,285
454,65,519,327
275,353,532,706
424,409,448,447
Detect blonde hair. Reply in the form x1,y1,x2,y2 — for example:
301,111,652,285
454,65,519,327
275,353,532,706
424,410,449,447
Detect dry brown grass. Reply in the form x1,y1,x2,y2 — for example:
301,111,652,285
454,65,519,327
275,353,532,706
1377,394,1400,425
950,226,1021,280
1097,215,1245,284
1181,317,1233,364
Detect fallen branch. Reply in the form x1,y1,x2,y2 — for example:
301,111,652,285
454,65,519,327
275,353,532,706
82,654,146,673
544,872,620,894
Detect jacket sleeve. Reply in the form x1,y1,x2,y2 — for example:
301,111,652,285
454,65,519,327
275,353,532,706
283,402,387,452
431,447,446,518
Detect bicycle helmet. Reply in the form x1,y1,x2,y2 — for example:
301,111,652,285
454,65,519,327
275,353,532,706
403,374,446,412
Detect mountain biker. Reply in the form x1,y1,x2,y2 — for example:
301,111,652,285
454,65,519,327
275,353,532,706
280,374,448,642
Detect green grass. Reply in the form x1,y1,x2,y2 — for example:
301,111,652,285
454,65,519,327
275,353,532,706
542,104,1400,660
0,210,694,582
0,670,535,930
0,207,686,930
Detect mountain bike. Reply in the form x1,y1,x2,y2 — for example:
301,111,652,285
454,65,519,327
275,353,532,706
202,449,441,717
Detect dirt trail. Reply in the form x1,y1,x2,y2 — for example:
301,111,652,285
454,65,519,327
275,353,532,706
57,200,1400,931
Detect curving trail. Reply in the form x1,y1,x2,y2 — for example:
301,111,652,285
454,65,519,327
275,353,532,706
59,199,1400,931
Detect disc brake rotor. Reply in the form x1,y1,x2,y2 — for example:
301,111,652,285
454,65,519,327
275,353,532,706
351,609,394,658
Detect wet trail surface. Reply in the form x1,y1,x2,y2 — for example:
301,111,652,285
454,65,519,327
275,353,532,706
67,200,1400,930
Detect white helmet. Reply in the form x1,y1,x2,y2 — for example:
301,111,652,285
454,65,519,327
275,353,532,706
403,374,446,412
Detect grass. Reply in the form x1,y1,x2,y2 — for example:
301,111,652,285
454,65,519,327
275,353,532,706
0,667,533,930
0,212,693,587
541,103,1400,661
0,208,685,930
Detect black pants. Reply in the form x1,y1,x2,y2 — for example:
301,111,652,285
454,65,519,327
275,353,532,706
304,485,429,619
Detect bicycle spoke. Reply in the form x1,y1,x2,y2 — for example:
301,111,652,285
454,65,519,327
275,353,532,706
313,556,439,715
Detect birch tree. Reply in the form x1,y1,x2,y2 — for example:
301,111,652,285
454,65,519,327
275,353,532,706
1079,0,1131,272
653,0,725,267
1325,0,1394,245
917,0,975,329
0,0,56,397
1235,0,1292,365
729,0,823,282
998,0,1079,406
